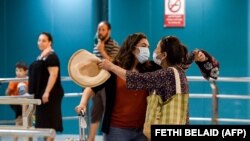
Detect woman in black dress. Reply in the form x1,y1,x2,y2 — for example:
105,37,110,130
28,32,64,141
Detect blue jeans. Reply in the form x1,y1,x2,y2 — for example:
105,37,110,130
104,126,147,141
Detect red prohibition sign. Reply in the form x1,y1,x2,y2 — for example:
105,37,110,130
168,0,181,13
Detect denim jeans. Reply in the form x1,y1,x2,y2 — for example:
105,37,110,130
103,126,147,141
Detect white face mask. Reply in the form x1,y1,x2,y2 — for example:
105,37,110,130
153,52,162,65
136,47,150,64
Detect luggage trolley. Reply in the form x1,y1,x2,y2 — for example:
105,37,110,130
78,110,87,141
66,110,87,141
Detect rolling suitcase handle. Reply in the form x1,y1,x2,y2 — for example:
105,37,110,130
79,110,87,141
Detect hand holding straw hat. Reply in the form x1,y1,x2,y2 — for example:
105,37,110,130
68,49,111,88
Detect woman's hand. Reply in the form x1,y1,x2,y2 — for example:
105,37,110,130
75,105,87,114
42,92,50,104
98,59,114,71
194,50,207,62
99,59,127,81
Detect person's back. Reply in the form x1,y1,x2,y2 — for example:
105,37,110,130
5,61,29,141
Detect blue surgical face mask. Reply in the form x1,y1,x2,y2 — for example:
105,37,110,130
136,47,150,64
153,52,162,65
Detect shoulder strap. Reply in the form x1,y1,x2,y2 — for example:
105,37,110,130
169,67,181,94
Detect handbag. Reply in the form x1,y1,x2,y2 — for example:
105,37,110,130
143,67,189,140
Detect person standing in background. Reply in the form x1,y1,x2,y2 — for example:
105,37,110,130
77,21,119,141
28,32,64,141
93,21,119,61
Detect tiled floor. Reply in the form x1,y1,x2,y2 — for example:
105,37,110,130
0,135,103,141
55,134,103,141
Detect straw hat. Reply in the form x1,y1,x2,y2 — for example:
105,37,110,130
68,49,111,88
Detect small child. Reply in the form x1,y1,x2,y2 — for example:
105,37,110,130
5,61,29,141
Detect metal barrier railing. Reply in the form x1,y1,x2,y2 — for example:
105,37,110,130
0,96,56,140
0,127,56,138
0,76,250,130
188,76,250,124
0,96,41,128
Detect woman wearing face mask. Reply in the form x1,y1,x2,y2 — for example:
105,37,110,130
76,32,160,141
99,36,216,129
76,33,211,141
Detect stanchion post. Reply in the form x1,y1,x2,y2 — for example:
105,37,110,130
210,81,219,125
22,103,35,141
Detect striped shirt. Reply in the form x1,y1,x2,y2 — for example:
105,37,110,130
93,37,119,59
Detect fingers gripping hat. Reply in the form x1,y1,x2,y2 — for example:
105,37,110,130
68,49,111,88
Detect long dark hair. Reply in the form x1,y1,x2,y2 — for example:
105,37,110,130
160,36,188,66
114,33,149,72
114,32,160,72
